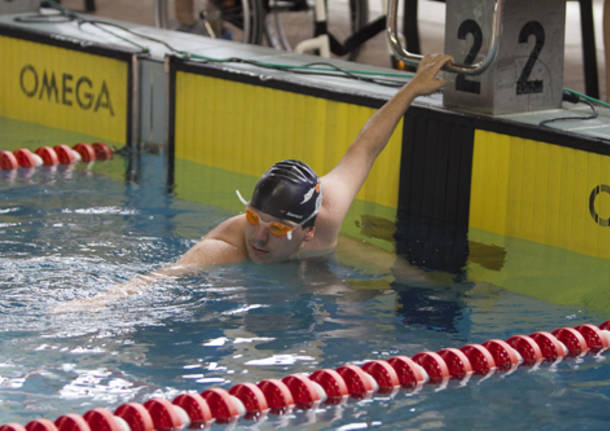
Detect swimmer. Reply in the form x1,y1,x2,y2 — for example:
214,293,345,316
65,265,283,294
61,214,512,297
167,53,453,270
53,53,453,311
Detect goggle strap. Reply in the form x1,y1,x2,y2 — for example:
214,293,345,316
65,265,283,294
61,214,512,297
299,210,316,227
235,189,249,206
299,198,321,227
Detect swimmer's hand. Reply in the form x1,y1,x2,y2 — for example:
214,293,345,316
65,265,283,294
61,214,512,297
409,53,454,96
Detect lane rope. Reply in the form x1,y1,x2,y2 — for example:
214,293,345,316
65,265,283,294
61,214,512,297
1,143,113,171
1,320,608,430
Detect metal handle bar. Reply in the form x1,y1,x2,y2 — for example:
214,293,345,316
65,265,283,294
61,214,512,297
386,0,504,75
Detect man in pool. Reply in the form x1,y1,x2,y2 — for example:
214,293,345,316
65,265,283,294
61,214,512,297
165,53,453,271
56,53,453,307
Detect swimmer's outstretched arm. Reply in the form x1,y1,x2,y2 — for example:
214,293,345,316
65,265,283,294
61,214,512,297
319,54,453,231
49,268,186,313
115,217,247,289
51,216,247,312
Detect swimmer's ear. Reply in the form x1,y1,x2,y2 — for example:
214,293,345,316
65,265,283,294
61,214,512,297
303,226,315,242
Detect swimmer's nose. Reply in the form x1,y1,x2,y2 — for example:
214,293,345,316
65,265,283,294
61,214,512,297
252,223,269,243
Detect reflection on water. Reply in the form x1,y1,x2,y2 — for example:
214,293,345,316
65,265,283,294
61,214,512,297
392,282,471,334
1,154,609,429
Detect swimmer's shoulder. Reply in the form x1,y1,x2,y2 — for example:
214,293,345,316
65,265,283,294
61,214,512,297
205,214,246,240
203,214,248,254
178,215,248,266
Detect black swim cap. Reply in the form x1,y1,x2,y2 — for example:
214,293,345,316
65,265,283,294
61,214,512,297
250,160,322,228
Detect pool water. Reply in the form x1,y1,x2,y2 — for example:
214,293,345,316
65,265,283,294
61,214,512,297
1,152,609,430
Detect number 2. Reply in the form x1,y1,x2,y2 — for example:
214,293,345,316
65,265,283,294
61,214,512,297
516,21,545,95
455,19,482,94
454,18,546,96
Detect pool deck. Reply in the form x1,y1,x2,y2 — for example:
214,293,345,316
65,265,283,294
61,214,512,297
1,1,610,144
56,0,607,99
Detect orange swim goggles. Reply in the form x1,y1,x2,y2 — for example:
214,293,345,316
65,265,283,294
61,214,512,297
245,208,295,239
236,189,316,241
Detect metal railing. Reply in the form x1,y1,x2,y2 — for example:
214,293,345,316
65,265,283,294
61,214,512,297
386,0,504,75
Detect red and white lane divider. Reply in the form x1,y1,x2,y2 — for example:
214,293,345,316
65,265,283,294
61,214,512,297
0,143,113,171
1,321,608,431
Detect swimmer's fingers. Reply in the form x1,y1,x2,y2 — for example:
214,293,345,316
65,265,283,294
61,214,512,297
411,53,454,95
416,53,454,76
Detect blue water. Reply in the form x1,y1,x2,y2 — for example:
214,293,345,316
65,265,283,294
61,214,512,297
1,154,609,430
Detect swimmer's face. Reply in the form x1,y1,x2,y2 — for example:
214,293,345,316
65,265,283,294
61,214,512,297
244,207,313,263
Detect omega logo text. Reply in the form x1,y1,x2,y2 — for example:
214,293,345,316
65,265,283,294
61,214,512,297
19,64,115,116
589,184,610,227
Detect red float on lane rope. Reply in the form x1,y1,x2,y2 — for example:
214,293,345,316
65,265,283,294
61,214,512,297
387,356,428,389
35,147,59,166
1,424,27,431
576,324,610,353
552,328,589,357
362,360,401,392
599,321,610,331
201,388,244,423
25,419,58,431
412,351,450,384
53,145,80,164
1,151,19,170
482,339,522,370
73,143,96,163
113,403,153,431
282,374,325,408
83,408,128,431
257,379,295,413
529,331,567,362
143,398,188,430
460,344,496,376
172,393,213,426
336,364,378,397
54,415,90,431
229,382,269,417
14,149,42,168
309,369,349,403
92,142,112,160
506,335,544,366
437,348,473,380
